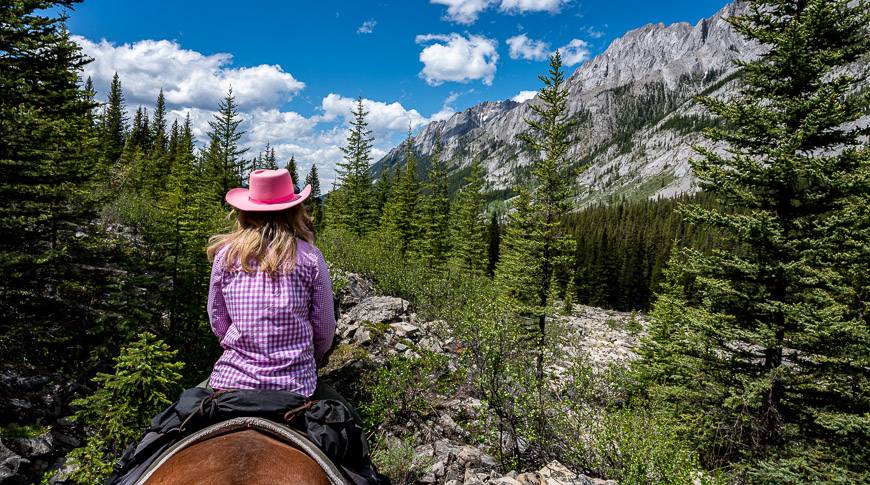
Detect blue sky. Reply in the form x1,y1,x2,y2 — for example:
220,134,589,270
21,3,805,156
64,0,729,184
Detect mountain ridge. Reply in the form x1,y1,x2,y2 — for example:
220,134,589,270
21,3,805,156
374,1,762,205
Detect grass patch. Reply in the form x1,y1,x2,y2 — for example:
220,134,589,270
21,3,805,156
0,423,50,438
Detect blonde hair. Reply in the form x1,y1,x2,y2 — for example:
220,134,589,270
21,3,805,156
206,205,315,275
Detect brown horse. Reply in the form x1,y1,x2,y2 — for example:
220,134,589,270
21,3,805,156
143,429,333,485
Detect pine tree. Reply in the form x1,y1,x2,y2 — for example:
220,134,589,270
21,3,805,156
373,166,394,220
151,88,168,158
449,157,488,273
205,87,247,201
330,97,376,234
380,134,420,251
66,333,184,483
167,118,180,168
0,1,112,379
487,212,501,276
305,164,323,227
495,51,580,447
102,72,127,165
638,1,870,480
414,135,451,267
284,154,299,189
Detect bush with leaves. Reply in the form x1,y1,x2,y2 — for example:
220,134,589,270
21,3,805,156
65,333,184,484
359,351,450,429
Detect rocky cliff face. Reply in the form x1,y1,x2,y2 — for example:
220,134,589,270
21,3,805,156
375,1,763,205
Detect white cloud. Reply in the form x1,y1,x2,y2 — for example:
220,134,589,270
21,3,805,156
75,35,455,191
431,0,568,24
245,109,318,147
585,26,605,39
318,94,428,136
357,19,377,34
511,90,537,103
506,34,550,61
74,36,305,110
558,38,591,66
415,33,499,85
498,0,568,14
431,0,493,25
506,35,588,66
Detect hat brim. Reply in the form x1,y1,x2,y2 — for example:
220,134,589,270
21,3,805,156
225,184,312,212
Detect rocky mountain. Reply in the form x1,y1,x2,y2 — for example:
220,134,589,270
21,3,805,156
375,1,764,205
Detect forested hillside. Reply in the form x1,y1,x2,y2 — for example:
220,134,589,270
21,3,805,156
2,1,869,484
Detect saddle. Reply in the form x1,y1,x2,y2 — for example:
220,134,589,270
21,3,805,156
107,387,389,485
133,416,348,485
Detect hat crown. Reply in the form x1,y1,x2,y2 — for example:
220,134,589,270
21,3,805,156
248,169,296,204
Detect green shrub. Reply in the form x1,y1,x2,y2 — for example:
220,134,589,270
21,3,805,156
65,332,184,484
371,435,430,485
359,351,450,429
554,360,718,484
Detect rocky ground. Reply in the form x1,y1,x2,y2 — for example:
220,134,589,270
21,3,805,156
1,272,644,484
0,375,82,484
320,272,646,485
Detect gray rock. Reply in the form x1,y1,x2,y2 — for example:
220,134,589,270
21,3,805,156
419,336,444,353
4,433,53,458
341,296,409,326
373,2,775,206
0,439,28,483
335,272,375,309
354,328,372,346
389,322,420,339
464,467,485,484
45,457,77,485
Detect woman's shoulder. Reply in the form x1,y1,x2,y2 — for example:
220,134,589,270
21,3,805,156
294,238,324,266
213,244,231,267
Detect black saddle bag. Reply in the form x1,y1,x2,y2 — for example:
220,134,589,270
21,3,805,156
106,388,390,485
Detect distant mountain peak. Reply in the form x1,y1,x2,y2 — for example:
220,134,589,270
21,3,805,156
374,1,764,205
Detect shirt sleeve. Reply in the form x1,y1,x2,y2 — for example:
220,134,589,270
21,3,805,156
310,248,336,365
208,248,232,339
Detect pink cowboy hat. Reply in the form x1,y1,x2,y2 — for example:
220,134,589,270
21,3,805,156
225,168,312,212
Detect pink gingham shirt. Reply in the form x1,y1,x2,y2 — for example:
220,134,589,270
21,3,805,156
206,239,336,397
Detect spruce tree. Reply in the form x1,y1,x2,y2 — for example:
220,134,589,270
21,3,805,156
487,212,501,276
305,164,323,227
284,154,299,189
449,157,488,273
380,134,420,252
67,333,184,483
638,1,870,480
151,88,168,158
157,114,222,359
0,0,113,379
373,166,394,220
331,97,375,234
83,76,97,124
494,51,580,446
102,72,127,165
206,87,247,201
167,118,179,168
414,135,451,267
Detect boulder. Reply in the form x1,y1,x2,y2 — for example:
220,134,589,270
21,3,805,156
354,328,373,346
4,433,53,458
389,322,421,339
341,296,409,326
0,440,28,483
335,273,375,309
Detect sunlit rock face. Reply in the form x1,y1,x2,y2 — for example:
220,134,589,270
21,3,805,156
375,1,770,206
